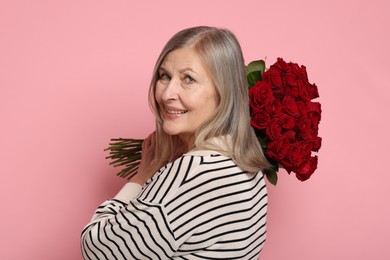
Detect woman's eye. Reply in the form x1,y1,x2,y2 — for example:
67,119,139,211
184,75,195,83
159,73,170,81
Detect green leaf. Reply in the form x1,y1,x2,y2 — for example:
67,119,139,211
246,59,266,76
246,60,265,88
264,168,278,186
247,71,262,88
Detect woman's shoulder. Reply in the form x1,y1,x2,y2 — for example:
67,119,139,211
171,150,237,181
182,149,237,170
138,151,242,204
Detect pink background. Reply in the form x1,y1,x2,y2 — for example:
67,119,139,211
1,0,389,259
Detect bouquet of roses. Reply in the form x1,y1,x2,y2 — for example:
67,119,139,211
105,58,321,185
247,58,321,184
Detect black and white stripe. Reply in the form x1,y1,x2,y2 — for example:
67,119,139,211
81,152,267,259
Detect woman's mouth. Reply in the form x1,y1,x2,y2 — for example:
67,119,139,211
166,109,188,115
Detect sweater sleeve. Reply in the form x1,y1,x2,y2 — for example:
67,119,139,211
113,182,142,203
81,185,178,259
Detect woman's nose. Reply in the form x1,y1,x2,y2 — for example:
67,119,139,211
161,78,179,102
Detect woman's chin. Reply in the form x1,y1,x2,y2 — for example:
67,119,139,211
162,125,180,136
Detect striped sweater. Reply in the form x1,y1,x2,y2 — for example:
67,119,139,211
81,150,267,259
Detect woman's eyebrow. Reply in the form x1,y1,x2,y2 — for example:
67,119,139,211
159,66,199,75
158,66,168,73
179,67,199,75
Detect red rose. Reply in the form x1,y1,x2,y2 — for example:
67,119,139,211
308,102,322,129
266,119,282,140
251,108,271,130
262,61,285,97
249,81,273,111
284,74,299,92
290,62,307,78
282,95,300,118
295,156,318,181
265,98,283,117
311,136,322,152
267,137,290,162
286,61,308,86
299,119,313,141
309,83,319,99
272,58,289,70
297,80,311,102
281,130,297,141
287,141,311,167
280,113,295,129
262,69,283,88
296,101,308,118
287,85,299,98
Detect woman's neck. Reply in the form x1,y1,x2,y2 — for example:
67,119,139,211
179,134,195,153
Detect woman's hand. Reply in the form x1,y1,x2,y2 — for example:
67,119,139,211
129,132,157,185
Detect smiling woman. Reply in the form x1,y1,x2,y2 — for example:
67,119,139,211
155,46,219,148
81,26,270,259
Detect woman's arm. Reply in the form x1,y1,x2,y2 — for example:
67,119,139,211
80,194,178,260
81,133,178,260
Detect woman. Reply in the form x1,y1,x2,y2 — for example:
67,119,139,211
81,26,269,259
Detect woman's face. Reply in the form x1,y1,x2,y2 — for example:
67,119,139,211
155,46,219,146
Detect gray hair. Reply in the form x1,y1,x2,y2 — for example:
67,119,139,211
148,26,269,175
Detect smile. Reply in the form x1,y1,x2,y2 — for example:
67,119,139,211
167,110,188,114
